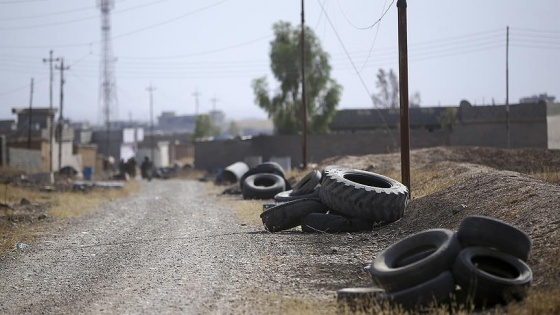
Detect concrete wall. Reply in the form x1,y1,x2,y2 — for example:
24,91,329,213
548,104,560,149
75,145,97,168
9,148,42,173
137,142,169,168
450,120,547,148
194,129,448,170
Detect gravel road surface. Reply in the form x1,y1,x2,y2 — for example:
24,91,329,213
0,180,375,314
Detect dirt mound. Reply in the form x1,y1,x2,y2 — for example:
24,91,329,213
317,146,560,290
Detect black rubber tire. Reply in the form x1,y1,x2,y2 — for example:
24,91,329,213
452,247,533,308
291,170,321,196
381,271,456,311
274,187,320,202
301,213,374,233
457,215,532,262
319,166,408,223
260,198,328,232
241,173,286,200
369,229,460,293
239,162,287,189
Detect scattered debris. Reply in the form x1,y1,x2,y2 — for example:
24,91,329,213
452,203,467,214
15,243,27,250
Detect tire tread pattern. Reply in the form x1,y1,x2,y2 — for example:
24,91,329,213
319,166,409,222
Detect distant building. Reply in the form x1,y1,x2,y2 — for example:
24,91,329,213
520,93,555,104
157,111,196,133
4,107,79,174
209,110,226,129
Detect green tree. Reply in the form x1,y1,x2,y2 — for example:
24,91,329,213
252,21,342,135
193,115,221,139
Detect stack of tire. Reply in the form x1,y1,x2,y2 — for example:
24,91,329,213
338,216,533,311
240,162,291,200
260,165,409,233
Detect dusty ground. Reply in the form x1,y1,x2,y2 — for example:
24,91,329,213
0,146,559,314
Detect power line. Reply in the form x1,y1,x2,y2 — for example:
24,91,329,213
0,0,172,31
336,0,394,31
315,0,396,144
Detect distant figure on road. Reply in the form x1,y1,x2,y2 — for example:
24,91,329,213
126,157,137,178
141,156,153,181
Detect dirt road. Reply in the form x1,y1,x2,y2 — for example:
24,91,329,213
3,147,558,314
1,180,355,314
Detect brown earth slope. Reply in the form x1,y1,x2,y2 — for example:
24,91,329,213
317,146,560,290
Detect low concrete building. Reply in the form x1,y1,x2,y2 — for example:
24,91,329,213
5,108,79,173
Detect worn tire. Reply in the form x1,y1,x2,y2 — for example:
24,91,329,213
274,187,321,202
319,166,408,223
457,215,532,262
382,271,456,311
292,170,321,196
242,173,286,200
301,213,374,233
239,162,287,189
452,247,533,307
260,199,328,232
369,229,460,292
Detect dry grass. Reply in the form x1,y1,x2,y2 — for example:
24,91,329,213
0,181,140,253
531,169,560,184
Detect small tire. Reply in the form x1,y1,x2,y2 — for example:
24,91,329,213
274,187,321,202
239,162,288,189
369,229,460,292
457,215,532,262
452,247,533,307
319,166,408,223
292,170,321,196
242,173,286,200
301,213,374,233
260,198,328,232
382,271,456,311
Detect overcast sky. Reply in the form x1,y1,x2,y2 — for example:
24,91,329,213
1,0,559,125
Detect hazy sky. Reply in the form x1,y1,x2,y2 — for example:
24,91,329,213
1,0,559,125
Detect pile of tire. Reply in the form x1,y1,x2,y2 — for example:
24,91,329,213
260,165,409,233
240,162,291,200
338,216,533,312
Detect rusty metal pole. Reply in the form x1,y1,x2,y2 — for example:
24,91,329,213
301,0,308,169
397,0,411,195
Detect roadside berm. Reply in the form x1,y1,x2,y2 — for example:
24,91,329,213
222,146,560,313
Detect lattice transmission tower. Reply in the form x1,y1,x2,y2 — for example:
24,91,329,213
97,0,118,129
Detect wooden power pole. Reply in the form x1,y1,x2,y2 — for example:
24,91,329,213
55,59,70,172
300,0,308,169
397,0,411,195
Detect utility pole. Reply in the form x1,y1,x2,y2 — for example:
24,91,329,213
43,50,60,174
27,78,34,149
193,89,201,116
210,96,219,111
300,0,308,169
146,84,156,164
397,0,411,196
55,59,70,172
506,26,510,149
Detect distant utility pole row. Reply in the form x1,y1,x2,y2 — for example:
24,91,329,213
42,51,70,174
42,50,59,174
